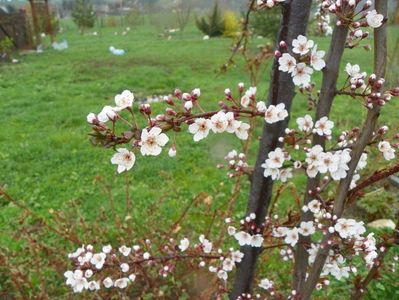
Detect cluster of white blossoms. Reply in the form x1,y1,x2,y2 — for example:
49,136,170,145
264,199,381,282
87,90,134,124
208,248,245,281
296,114,334,137
88,85,286,174
263,103,289,124
261,147,293,182
227,213,264,248
272,221,315,247
222,150,249,178
65,233,245,293
277,35,326,87
314,1,333,36
308,245,352,280
65,244,139,293
177,235,244,282
378,141,396,161
320,0,384,28
345,63,368,92
189,111,251,142
305,145,352,180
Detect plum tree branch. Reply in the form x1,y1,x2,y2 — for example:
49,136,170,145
293,20,350,292
300,1,388,299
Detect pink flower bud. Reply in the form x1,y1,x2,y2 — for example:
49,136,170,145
174,88,182,99
389,87,399,96
165,108,177,116
279,41,287,49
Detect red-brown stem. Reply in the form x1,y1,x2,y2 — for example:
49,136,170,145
346,163,399,205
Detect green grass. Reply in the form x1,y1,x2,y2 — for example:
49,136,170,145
0,18,398,298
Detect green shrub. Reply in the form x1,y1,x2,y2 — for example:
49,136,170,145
249,7,281,42
124,8,145,27
72,0,96,33
195,1,225,37
0,37,13,61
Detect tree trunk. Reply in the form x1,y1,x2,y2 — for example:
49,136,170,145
230,1,312,298
29,0,41,46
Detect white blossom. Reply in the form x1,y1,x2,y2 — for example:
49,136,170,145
231,250,244,263
298,221,315,236
234,231,252,246
264,103,288,124
278,53,297,73
119,245,131,256
310,45,326,71
188,118,212,142
292,35,314,55
345,63,361,78
98,106,117,123
103,277,113,288
284,228,299,247
114,90,134,110
199,235,213,253
297,114,313,132
366,9,384,28
217,270,228,281
111,148,135,173
178,238,190,252
378,141,395,160
272,226,289,237
314,116,334,136
120,263,129,273
210,111,228,133
250,234,264,247
87,281,100,291
292,63,313,86
222,258,235,271
90,253,106,269
140,127,169,156
307,199,321,214
86,113,97,124
225,112,240,133
256,101,267,113
114,278,129,289
235,122,251,140
259,278,274,290
102,244,112,254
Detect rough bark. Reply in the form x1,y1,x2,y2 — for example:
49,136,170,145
300,1,388,299
229,1,312,298
293,23,349,292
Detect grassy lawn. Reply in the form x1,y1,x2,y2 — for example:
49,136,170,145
0,18,398,298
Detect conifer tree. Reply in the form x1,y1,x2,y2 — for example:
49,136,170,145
72,0,95,34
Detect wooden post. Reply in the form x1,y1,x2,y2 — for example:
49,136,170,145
28,0,41,45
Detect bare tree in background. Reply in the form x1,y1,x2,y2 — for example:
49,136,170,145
172,0,192,32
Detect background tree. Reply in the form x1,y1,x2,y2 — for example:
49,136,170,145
172,0,192,32
249,7,281,42
72,0,95,34
195,1,225,37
